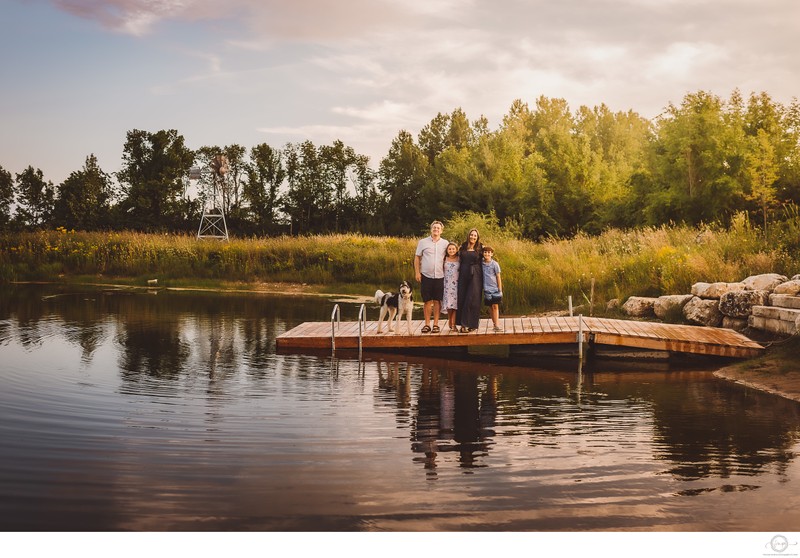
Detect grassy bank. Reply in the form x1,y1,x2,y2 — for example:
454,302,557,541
2,215,798,314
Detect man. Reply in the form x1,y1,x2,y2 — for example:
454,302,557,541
414,220,447,333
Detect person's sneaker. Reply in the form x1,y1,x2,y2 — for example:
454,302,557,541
493,325,503,332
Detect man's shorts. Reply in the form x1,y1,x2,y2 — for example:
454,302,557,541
484,293,502,306
420,275,444,302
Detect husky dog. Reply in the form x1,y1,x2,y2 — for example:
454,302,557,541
375,281,414,334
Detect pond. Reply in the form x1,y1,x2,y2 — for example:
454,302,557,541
1,284,799,532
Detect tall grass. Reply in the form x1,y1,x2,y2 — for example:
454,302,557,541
2,212,798,314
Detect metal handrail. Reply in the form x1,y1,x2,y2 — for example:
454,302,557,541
357,303,367,356
330,304,341,351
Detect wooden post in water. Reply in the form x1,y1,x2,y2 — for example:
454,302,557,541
590,278,595,316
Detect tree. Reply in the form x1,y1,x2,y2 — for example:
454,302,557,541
244,143,285,234
117,129,194,231
319,140,357,232
194,144,246,218
53,154,113,230
349,153,380,233
378,130,428,234
418,112,450,165
745,128,779,234
646,91,744,225
15,166,54,229
527,96,598,235
0,165,13,230
281,141,332,234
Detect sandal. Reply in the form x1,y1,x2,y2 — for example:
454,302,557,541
421,325,431,333
431,325,440,333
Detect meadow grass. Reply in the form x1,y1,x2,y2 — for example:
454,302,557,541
2,215,798,314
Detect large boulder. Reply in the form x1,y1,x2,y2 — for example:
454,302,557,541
653,294,694,319
622,296,657,318
773,279,800,296
690,281,745,299
718,290,770,318
683,296,723,327
742,273,788,292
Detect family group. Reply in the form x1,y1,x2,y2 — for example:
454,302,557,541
413,220,503,334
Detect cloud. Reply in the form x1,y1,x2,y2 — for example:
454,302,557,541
53,0,192,35
48,0,800,165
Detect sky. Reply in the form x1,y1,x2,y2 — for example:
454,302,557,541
2,0,800,186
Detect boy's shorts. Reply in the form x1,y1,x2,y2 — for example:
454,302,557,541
484,294,502,306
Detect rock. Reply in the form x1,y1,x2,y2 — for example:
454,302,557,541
718,290,770,318
792,274,800,281
742,273,788,292
773,279,800,296
749,314,797,335
722,316,748,332
683,296,723,327
606,298,620,311
621,296,657,318
770,294,800,309
653,294,694,319
690,281,745,299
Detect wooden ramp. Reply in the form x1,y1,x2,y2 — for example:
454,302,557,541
276,316,764,359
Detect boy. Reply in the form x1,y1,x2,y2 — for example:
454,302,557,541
481,246,503,332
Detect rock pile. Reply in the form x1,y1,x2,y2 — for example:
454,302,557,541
620,273,800,334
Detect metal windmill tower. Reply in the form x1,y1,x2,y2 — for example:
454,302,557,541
197,154,229,240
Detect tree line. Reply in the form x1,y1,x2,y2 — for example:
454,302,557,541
2,89,799,238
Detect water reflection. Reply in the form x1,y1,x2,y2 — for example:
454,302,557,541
365,352,800,484
2,284,800,531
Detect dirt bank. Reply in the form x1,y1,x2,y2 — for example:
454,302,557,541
713,336,800,403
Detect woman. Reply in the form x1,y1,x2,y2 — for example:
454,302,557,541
456,228,483,332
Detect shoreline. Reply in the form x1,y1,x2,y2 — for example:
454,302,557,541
712,332,800,403
713,353,800,404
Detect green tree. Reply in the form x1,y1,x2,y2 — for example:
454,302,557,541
646,91,744,225
53,154,113,230
781,97,800,204
745,128,779,234
244,143,285,235
319,140,357,232
418,112,450,165
281,141,332,234
194,144,247,218
573,104,652,229
349,153,380,233
378,130,428,234
0,165,13,230
117,129,194,231
527,96,598,235
15,166,54,229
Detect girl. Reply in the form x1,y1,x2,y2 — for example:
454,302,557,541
441,242,460,330
456,228,483,333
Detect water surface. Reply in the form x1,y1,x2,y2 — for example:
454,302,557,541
1,285,799,531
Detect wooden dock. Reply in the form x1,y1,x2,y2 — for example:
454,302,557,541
276,315,764,359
